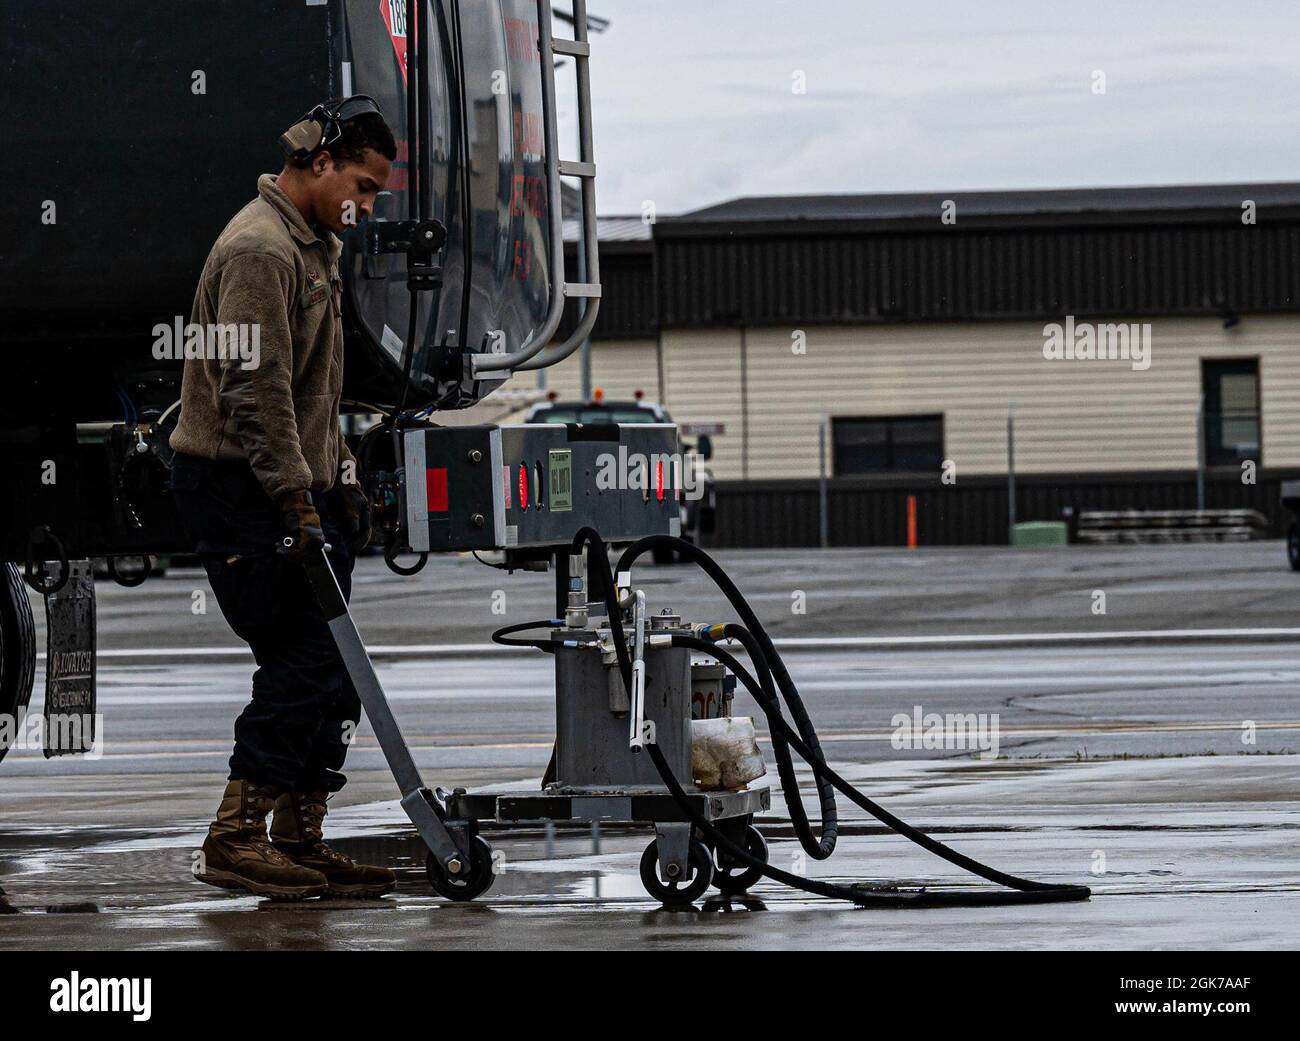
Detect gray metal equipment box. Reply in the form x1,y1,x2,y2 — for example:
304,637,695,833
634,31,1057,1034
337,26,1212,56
552,633,693,789
404,423,683,552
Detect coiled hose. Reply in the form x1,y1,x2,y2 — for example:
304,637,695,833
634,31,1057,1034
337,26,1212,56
572,528,1091,908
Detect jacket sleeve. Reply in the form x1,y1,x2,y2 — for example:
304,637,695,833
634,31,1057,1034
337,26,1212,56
213,252,314,502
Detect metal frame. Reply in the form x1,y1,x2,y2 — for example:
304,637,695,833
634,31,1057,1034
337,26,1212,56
301,546,771,893
447,786,769,823
302,554,470,875
300,526,772,898
472,0,601,376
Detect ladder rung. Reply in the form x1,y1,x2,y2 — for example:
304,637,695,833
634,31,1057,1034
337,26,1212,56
552,39,591,58
564,282,602,299
558,160,596,178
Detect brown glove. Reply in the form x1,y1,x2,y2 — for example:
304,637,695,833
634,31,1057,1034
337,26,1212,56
277,489,325,560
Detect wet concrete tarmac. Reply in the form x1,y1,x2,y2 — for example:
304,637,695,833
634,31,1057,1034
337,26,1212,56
2,756,1296,949
2,543,1299,948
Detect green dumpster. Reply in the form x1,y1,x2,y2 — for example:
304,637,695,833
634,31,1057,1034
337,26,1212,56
1012,521,1068,546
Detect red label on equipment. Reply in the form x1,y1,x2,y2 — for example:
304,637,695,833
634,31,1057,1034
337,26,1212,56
380,0,410,87
426,467,448,513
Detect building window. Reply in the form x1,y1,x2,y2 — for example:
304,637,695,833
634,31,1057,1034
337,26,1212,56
1202,359,1260,467
832,415,944,475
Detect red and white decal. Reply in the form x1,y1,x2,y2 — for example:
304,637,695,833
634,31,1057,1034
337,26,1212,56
380,0,411,86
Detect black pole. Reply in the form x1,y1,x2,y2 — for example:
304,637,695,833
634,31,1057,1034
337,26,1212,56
554,549,570,619
395,0,424,416
415,0,430,221
406,1,421,224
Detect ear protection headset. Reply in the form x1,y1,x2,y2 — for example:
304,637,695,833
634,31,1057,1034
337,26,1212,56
279,95,386,166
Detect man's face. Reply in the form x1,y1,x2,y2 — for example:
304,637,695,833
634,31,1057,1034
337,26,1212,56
310,147,392,234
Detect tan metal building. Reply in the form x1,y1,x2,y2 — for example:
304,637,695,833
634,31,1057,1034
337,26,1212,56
457,183,1300,544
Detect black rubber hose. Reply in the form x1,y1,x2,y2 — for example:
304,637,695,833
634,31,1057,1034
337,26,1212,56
491,618,598,649
574,528,1091,907
572,529,910,905
634,533,1089,895
676,631,1087,895
710,623,838,861
618,536,841,855
491,618,563,652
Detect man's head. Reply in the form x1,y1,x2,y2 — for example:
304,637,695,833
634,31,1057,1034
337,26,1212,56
277,98,397,235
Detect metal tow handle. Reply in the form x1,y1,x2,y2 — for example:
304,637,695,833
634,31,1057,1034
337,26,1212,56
628,589,648,751
300,549,468,875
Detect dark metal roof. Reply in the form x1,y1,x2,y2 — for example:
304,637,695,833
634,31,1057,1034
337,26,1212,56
656,223,1300,327
577,182,1300,333
563,215,652,244
661,182,1300,237
559,247,657,339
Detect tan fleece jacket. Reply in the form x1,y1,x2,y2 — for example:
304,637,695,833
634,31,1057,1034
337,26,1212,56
170,174,354,501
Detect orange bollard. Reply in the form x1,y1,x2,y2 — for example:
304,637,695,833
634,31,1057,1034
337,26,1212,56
906,494,917,549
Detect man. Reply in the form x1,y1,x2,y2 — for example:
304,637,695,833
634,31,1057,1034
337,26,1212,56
169,98,397,900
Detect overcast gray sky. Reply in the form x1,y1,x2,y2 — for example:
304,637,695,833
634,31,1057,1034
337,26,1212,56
554,0,1300,216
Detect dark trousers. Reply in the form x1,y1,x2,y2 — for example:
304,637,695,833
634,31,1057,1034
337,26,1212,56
169,453,359,793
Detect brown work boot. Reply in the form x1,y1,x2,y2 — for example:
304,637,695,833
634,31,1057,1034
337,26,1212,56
196,780,330,900
271,790,397,898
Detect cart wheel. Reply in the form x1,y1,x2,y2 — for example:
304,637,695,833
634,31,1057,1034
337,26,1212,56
425,836,495,902
640,839,713,905
714,825,769,896
1288,522,1300,571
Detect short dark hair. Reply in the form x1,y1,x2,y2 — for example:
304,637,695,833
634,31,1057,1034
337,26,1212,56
329,111,397,167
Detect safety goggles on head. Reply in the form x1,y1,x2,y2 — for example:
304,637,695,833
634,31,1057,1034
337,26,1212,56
279,95,386,165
